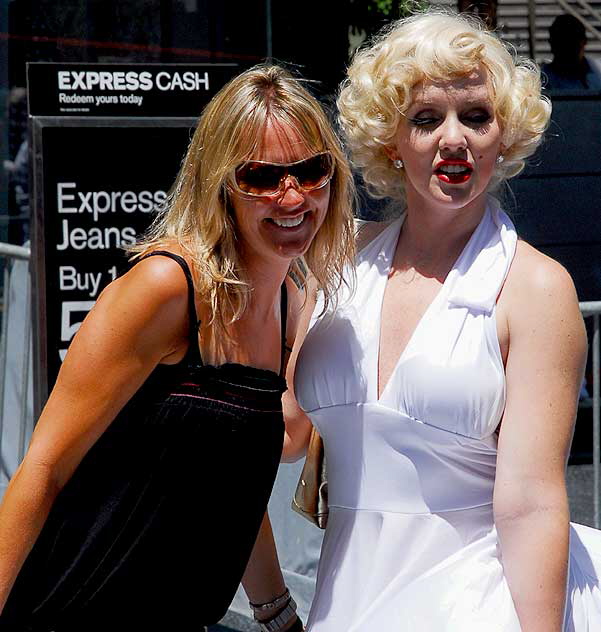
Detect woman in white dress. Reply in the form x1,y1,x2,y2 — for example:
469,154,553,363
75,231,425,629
284,12,601,631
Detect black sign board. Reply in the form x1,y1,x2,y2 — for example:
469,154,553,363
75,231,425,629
28,62,238,117
29,63,239,415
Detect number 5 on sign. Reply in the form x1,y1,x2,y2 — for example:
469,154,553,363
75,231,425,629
59,300,95,361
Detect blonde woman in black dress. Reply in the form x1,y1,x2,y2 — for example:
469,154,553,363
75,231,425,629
0,65,354,632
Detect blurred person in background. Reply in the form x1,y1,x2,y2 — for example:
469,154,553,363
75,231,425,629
542,14,601,91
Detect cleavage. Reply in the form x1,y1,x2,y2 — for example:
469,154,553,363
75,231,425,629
377,268,445,400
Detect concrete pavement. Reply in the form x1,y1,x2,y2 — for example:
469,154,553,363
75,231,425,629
567,463,597,527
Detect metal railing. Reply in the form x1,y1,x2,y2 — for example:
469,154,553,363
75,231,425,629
0,242,31,485
580,301,601,527
558,0,601,43
526,0,601,60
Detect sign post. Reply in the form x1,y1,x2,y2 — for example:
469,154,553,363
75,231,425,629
28,62,239,417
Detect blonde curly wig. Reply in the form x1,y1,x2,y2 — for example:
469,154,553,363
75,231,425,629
338,11,552,202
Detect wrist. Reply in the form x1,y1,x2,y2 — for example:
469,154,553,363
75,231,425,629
249,588,303,631
250,587,291,621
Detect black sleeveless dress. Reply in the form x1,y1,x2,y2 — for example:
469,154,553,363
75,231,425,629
2,252,287,631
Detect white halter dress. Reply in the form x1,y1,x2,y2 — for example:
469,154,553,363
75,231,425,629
294,200,601,631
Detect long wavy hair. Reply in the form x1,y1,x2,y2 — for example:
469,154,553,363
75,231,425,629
129,65,355,336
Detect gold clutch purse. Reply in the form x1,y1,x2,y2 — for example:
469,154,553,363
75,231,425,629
292,427,328,529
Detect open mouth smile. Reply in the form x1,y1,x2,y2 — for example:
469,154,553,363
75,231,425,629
434,160,473,184
266,212,309,228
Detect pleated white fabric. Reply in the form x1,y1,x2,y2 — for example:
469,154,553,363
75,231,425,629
294,198,601,631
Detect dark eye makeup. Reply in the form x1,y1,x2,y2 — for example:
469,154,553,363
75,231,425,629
408,116,439,126
463,110,492,124
407,108,492,127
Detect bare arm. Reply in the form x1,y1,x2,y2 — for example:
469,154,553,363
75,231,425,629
240,279,312,629
0,256,190,611
281,278,317,463
241,513,300,630
241,513,286,603
494,244,587,632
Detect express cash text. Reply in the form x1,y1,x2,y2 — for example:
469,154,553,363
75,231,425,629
57,70,210,92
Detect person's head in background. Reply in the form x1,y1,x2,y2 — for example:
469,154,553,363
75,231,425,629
549,14,587,67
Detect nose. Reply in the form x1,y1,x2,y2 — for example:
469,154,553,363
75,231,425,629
438,115,467,154
277,175,305,207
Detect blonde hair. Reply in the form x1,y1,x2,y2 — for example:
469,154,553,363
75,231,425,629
130,65,355,335
338,11,552,201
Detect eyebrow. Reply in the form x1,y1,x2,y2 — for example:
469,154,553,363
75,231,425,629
409,97,493,109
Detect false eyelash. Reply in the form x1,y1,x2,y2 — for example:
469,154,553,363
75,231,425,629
466,114,492,124
408,117,438,126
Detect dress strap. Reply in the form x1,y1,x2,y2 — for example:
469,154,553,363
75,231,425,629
446,198,518,314
280,282,288,378
137,250,202,365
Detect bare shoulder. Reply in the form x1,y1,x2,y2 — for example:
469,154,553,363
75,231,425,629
501,240,584,353
106,253,191,309
85,252,192,364
355,218,396,252
504,240,579,307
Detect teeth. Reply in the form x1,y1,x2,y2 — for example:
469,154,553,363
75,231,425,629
439,165,470,174
272,214,305,227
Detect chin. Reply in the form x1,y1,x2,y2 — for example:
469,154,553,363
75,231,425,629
260,221,320,261
430,184,484,209
273,239,314,260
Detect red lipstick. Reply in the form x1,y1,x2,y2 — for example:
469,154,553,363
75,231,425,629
434,160,473,184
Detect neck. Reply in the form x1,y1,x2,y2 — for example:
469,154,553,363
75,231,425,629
399,191,488,273
242,255,289,320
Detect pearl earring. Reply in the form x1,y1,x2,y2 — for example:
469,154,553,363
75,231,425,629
393,159,404,169
496,155,504,165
